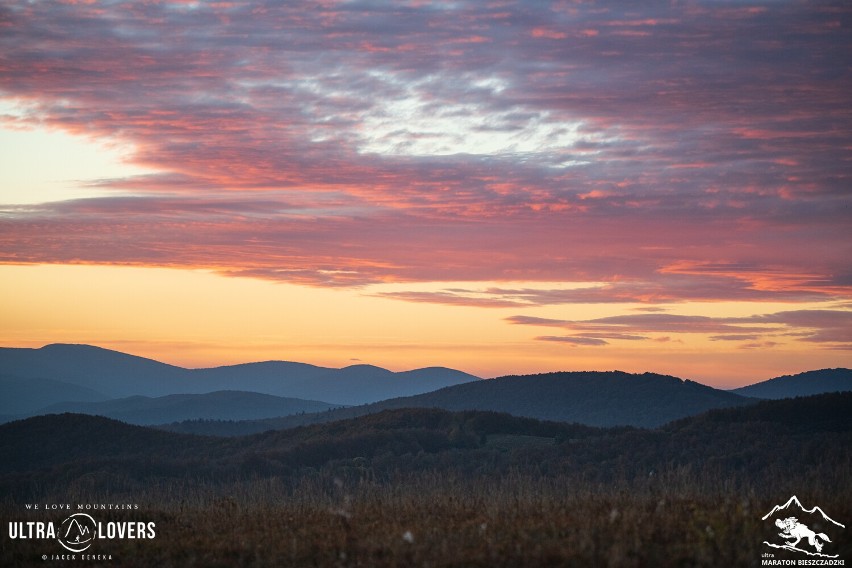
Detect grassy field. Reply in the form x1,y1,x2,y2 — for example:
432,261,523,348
3,473,850,567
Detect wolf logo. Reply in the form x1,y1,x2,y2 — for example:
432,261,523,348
775,517,831,553
762,496,845,558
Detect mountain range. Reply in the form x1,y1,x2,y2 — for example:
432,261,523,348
1,344,850,432
0,343,479,406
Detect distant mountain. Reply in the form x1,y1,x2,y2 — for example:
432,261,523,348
0,344,480,404
188,362,479,404
0,374,108,415
164,370,755,434
186,360,332,395
269,364,480,406
28,391,342,425
0,344,188,398
731,368,852,400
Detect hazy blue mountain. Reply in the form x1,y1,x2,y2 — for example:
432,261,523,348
163,370,755,434
0,344,481,405
31,391,341,425
271,364,480,406
186,361,332,395
0,344,188,397
185,362,478,404
730,368,852,400
0,374,108,415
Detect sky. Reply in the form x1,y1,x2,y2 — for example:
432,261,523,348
0,0,850,388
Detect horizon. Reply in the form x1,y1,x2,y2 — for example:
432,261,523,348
1,2,850,390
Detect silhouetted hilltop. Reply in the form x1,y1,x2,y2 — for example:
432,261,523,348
731,368,852,399
386,371,753,427
0,344,480,404
28,391,342,425
187,360,333,393
0,413,214,474
0,344,186,397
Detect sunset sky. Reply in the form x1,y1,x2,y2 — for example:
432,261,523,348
1,1,850,388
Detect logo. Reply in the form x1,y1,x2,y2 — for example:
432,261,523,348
762,496,845,559
7,503,156,560
57,513,97,553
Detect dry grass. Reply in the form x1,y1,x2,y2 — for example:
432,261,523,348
5,472,848,567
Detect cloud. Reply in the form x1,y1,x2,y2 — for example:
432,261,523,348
373,291,527,308
535,330,649,347
735,309,852,345
710,335,760,342
535,336,609,347
0,0,849,303
505,315,569,327
507,308,852,350
739,341,780,350
372,273,839,308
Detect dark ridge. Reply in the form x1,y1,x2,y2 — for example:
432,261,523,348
731,368,852,399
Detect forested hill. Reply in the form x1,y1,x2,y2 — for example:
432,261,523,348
2,392,848,499
371,370,753,427
731,368,852,399
0,413,215,474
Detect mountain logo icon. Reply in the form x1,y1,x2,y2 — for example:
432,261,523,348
762,496,845,558
57,513,97,553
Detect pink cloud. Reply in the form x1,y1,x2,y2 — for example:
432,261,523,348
531,28,567,40
0,0,848,308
